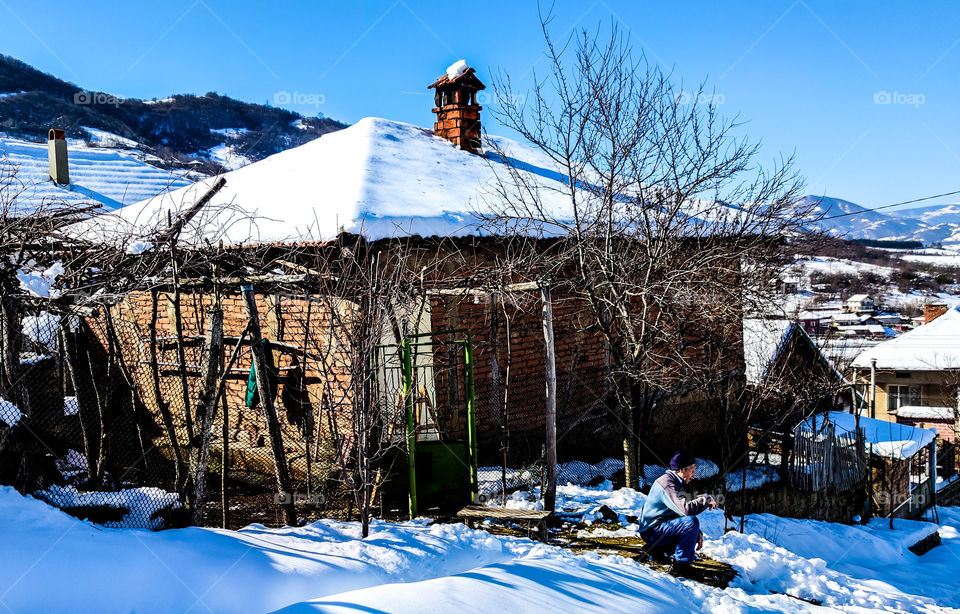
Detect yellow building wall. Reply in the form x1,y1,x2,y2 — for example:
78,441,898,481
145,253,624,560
855,370,957,422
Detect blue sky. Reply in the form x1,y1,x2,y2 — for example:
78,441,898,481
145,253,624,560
1,0,958,209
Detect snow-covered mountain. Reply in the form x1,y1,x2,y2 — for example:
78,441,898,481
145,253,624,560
801,195,960,245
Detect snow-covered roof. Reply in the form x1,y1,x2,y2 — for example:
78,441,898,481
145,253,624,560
742,318,850,387
851,307,960,370
743,318,793,385
847,294,872,302
802,411,936,460
0,136,193,211
71,117,583,246
896,405,954,420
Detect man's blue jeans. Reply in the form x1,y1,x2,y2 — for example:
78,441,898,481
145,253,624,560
640,515,700,563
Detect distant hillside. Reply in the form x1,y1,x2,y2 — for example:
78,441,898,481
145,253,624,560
0,55,346,174
800,195,960,247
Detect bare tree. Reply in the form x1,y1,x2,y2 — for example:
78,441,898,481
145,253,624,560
302,235,438,537
482,16,821,487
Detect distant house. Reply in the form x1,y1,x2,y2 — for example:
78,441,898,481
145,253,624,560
779,277,800,295
850,307,960,423
832,312,861,327
836,324,886,339
850,308,960,485
796,310,825,336
845,294,875,313
874,314,906,330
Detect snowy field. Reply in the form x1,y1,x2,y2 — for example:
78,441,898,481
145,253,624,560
1,484,958,613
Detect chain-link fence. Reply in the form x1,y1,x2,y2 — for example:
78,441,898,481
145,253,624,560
0,290,361,530
473,363,626,506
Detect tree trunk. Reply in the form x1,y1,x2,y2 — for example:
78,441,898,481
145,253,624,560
541,284,557,513
190,308,224,526
168,247,195,449
241,285,296,526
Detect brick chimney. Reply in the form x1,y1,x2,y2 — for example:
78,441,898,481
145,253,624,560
47,128,69,185
924,300,948,323
428,60,485,154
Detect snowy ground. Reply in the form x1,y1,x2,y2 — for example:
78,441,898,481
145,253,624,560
0,484,957,613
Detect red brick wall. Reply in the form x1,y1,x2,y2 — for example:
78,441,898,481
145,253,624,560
897,416,955,443
87,289,356,482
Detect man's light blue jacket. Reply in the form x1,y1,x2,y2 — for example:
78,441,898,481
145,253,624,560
638,470,714,533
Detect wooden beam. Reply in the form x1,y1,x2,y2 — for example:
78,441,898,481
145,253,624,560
241,285,296,526
541,282,557,514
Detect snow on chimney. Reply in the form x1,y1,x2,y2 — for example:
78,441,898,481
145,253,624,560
47,128,69,185
924,301,948,324
428,60,485,154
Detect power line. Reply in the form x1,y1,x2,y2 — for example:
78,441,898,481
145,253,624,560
817,189,960,220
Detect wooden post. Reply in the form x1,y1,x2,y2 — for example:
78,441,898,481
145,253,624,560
540,283,557,515
301,296,313,500
488,292,508,505
241,285,296,526
190,308,224,526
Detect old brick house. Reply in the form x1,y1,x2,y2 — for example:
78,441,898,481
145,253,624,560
71,61,747,519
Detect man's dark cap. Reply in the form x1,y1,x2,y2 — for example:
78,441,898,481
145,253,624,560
670,451,695,470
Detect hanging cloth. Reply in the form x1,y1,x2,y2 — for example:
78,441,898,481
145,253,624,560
245,339,278,408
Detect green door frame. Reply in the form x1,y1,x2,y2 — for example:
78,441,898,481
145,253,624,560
400,330,477,518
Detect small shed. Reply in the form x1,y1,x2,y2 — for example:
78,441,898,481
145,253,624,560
803,412,937,519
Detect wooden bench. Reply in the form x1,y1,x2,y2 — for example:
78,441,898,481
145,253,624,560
457,505,553,542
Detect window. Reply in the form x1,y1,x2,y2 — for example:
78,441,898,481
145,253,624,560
888,384,920,412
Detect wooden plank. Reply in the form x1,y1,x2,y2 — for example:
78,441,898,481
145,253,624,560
457,505,551,521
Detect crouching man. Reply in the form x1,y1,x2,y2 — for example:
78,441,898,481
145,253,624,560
637,452,717,574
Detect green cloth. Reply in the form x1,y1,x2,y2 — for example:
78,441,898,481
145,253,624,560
245,339,277,408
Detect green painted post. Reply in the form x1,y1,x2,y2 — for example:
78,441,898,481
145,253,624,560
402,338,418,518
463,333,479,501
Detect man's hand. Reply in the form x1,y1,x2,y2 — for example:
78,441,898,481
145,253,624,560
708,499,718,510
696,531,703,551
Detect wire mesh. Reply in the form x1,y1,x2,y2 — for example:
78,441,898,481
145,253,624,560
0,291,356,530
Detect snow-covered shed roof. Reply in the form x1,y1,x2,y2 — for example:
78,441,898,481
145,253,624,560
0,137,193,211
742,318,848,387
847,294,872,302
851,307,960,370
743,318,793,385
801,411,936,460
70,117,578,247
896,405,954,420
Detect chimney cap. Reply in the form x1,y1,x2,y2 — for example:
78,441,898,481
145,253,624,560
428,62,485,91
48,128,66,141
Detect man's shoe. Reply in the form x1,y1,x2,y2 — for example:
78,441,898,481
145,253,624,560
643,547,671,564
669,561,696,578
